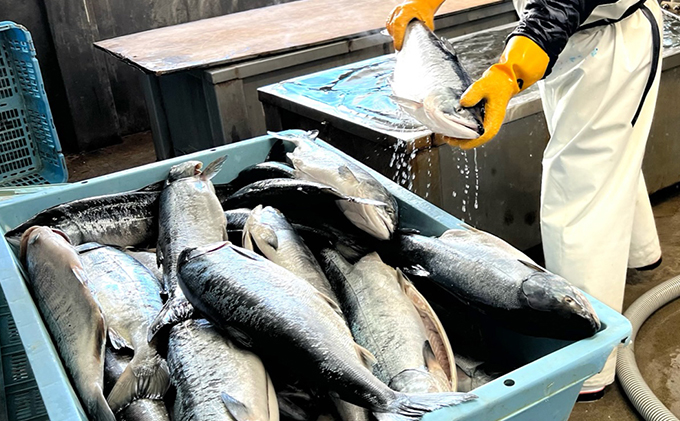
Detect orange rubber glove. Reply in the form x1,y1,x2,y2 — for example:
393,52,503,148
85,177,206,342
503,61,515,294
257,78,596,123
386,0,446,51
448,36,550,149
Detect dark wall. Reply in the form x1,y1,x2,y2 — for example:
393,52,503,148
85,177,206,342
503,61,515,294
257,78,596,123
4,0,298,152
1,0,77,151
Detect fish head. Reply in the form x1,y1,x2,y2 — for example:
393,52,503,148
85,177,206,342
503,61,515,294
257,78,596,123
177,241,231,269
520,272,601,339
338,201,396,241
242,205,285,257
422,89,484,140
19,226,72,263
167,161,202,183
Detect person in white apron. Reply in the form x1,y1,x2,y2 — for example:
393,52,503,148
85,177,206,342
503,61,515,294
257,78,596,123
388,0,663,399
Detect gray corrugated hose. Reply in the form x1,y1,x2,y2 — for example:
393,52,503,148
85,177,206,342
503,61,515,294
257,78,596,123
617,274,680,421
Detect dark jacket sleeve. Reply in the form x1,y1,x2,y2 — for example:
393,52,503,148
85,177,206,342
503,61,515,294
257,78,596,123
508,0,608,75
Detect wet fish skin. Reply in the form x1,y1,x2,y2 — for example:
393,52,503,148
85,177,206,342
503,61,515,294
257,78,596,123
149,157,228,342
274,130,398,241
243,205,339,303
379,228,601,340
6,189,160,249
392,21,484,140
20,227,115,421
242,205,370,421
123,248,163,286
321,250,452,394
76,244,170,413
168,319,279,421
104,348,170,421
177,241,476,420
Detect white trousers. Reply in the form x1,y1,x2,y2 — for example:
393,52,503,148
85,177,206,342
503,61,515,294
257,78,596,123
538,0,663,390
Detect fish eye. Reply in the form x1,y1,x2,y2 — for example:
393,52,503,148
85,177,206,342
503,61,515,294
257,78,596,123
565,297,574,304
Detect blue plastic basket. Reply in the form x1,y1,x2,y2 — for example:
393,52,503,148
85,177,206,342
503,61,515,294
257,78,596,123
0,21,67,187
0,132,631,421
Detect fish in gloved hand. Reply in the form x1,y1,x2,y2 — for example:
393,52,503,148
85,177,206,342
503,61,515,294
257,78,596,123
175,241,477,420
390,20,484,140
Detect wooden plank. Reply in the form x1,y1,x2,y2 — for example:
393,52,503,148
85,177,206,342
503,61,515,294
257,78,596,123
95,0,504,75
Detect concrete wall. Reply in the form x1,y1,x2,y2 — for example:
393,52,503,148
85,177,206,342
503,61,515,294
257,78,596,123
2,0,298,152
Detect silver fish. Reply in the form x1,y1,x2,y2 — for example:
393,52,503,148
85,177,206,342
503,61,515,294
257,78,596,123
271,130,398,240
149,157,228,341
6,183,161,249
168,319,279,421
124,248,163,285
391,20,484,140
379,226,601,340
177,241,476,420
20,227,115,421
76,243,170,413
243,205,338,303
321,251,454,394
104,348,170,421
242,205,369,421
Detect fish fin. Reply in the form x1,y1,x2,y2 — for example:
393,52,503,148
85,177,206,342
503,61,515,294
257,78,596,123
91,384,117,421
355,343,377,369
224,326,253,348
389,95,424,112
395,268,410,293
138,180,165,192
266,138,288,162
401,271,456,388
316,290,344,319
374,391,477,421
423,341,443,372
221,392,253,421
337,165,360,184
201,155,228,180
147,293,194,343
518,259,547,273
402,264,430,278
107,346,170,413
108,327,132,351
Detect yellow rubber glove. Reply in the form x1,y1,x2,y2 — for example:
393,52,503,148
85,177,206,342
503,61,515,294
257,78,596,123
448,36,550,149
386,0,446,51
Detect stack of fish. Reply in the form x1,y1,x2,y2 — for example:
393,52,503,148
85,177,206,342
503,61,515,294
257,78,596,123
6,130,600,421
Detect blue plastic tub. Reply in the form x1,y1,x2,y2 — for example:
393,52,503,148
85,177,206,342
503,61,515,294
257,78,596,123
0,21,67,187
0,132,631,420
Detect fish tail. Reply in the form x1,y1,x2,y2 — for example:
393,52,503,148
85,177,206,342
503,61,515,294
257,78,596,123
147,291,194,343
90,384,116,421
374,391,477,421
106,344,170,414
265,138,288,162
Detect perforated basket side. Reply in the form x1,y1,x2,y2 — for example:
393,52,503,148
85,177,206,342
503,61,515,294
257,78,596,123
0,22,66,186
0,288,48,421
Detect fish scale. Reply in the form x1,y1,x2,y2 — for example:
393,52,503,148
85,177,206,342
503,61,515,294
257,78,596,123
177,242,476,420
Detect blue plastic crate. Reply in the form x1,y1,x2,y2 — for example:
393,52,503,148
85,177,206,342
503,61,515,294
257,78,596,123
0,21,67,187
0,132,631,420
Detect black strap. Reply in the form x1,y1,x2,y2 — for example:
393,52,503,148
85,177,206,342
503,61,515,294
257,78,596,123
631,5,660,126
577,0,647,31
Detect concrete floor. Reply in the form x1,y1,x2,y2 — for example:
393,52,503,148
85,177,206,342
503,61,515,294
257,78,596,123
65,132,680,420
